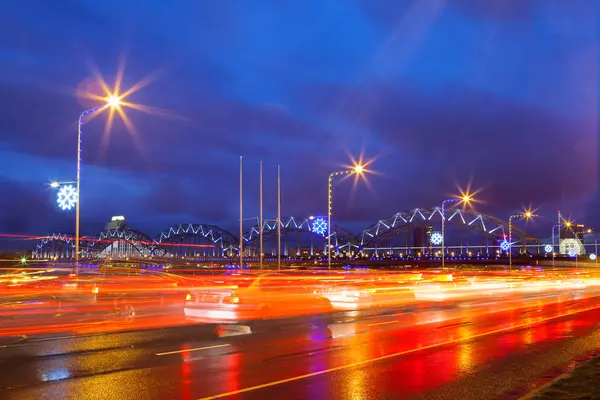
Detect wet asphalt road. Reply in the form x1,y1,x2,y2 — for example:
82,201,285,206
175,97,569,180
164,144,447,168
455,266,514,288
2,290,600,400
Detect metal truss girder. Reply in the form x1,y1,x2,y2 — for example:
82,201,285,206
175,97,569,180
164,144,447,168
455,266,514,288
34,209,538,258
358,207,537,248
154,224,238,253
243,216,356,250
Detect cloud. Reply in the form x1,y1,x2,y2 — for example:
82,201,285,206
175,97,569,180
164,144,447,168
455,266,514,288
289,80,596,213
450,0,537,21
0,178,71,235
0,79,333,175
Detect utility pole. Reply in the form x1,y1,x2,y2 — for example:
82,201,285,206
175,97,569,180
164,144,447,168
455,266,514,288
277,165,281,271
259,160,263,270
239,156,243,269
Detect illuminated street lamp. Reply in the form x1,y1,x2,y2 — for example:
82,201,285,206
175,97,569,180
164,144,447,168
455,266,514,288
441,194,472,267
73,96,122,264
106,95,121,108
508,210,534,270
327,163,365,270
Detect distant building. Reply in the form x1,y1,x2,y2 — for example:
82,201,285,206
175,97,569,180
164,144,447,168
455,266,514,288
425,225,433,253
559,223,587,254
413,225,433,254
105,215,127,231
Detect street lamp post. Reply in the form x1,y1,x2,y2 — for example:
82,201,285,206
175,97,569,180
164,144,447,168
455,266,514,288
551,223,561,268
73,96,122,265
327,165,364,270
441,195,471,267
259,160,263,270
508,211,533,271
74,106,99,265
277,165,281,271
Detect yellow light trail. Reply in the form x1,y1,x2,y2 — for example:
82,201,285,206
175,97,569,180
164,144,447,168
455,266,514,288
198,303,600,400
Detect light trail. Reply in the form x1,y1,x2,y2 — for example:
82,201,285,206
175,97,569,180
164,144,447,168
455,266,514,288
0,233,214,248
197,303,600,400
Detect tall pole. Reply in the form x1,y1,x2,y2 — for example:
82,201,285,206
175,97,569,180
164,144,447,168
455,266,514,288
509,216,514,271
328,173,333,270
557,211,561,253
75,115,82,267
441,202,446,267
327,171,349,270
259,161,263,270
441,199,459,267
239,156,243,269
277,165,281,271
74,106,101,268
552,224,557,268
327,167,364,269
508,212,533,271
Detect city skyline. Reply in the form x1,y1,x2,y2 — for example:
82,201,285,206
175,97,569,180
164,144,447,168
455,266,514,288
1,1,597,239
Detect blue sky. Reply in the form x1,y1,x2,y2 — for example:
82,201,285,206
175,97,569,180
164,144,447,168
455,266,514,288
0,0,597,242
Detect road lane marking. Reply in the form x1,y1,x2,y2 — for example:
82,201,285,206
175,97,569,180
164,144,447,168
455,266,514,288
366,320,398,327
156,344,229,356
197,304,600,400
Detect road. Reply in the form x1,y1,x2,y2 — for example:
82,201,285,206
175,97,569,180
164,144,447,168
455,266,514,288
2,287,600,400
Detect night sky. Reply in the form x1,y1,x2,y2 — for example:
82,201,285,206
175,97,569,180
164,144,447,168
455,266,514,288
0,0,597,244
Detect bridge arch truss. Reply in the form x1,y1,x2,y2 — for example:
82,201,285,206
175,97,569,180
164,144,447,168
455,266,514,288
85,228,155,258
32,233,76,260
359,207,538,256
243,216,357,257
154,223,238,257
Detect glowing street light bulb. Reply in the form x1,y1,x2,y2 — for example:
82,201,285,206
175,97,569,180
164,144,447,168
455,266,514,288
106,95,122,108
353,164,364,174
565,221,572,228
524,211,533,219
461,195,471,203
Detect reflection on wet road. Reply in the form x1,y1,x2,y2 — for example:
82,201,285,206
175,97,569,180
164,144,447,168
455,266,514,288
2,286,600,400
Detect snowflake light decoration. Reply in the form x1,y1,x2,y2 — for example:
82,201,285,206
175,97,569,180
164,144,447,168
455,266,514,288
567,249,577,258
544,244,553,253
57,185,78,210
500,240,510,251
311,217,328,236
590,253,596,261
430,232,443,245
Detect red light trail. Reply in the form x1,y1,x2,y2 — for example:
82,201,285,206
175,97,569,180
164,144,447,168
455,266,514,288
0,233,215,248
